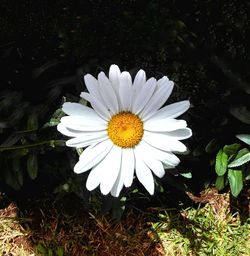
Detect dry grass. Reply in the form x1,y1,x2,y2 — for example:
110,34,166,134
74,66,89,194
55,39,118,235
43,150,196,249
0,201,35,255
31,204,163,256
0,195,163,256
0,188,249,256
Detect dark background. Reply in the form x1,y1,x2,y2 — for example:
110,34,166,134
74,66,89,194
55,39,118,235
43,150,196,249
0,0,249,205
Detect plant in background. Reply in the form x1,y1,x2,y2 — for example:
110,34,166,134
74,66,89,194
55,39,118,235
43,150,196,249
212,72,250,198
215,134,250,197
1,0,249,219
0,43,80,192
57,64,192,197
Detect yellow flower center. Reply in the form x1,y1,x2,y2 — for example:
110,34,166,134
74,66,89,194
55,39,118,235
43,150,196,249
107,112,144,148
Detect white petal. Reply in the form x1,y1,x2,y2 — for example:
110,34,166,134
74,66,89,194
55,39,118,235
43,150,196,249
156,76,169,88
100,146,122,195
119,71,133,111
66,132,107,148
132,77,157,114
110,170,123,197
80,91,91,102
121,148,135,187
145,158,165,178
86,164,104,191
134,148,154,195
57,123,105,137
60,116,107,131
80,92,111,121
109,64,121,95
62,102,95,117
164,128,192,140
136,143,165,178
162,163,175,169
149,100,190,120
62,102,107,127
144,119,187,132
98,72,119,114
140,79,174,120
143,131,187,152
139,140,180,167
57,123,80,137
133,69,146,92
84,74,102,100
74,140,113,174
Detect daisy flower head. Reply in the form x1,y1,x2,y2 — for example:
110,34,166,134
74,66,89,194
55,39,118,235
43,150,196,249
57,65,192,197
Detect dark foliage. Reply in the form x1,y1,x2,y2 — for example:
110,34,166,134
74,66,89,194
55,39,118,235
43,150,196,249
0,0,249,215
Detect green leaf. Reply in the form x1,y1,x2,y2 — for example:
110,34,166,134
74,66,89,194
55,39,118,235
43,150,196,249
7,148,29,157
236,148,250,158
12,157,23,187
1,133,22,147
215,175,225,190
230,105,250,124
5,173,21,190
79,98,88,106
223,143,241,155
42,108,65,128
4,160,23,190
56,247,64,256
36,243,47,254
53,183,70,194
27,153,38,179
192,146,204,157
205,138,220,153
215,149,228,176
76,148,84,156
236,134,250,146
48,249,53,256
244,165,250,180
228,169,243,197
228,151,250,168
27,112,38,130
180,172,192,178
111,198,126,220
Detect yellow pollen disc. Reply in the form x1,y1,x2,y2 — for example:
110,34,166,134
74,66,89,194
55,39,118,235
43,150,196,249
107,112,144,148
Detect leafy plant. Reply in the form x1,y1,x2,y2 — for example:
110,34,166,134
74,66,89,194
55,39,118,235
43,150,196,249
215,134,250,197
0,43,80,192
36,243,64,256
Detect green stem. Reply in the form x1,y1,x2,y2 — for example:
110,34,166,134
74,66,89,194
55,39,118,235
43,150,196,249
0,140,65,152
15,128,38,134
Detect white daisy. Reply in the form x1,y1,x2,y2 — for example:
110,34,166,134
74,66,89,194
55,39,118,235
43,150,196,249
57,64,192,197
